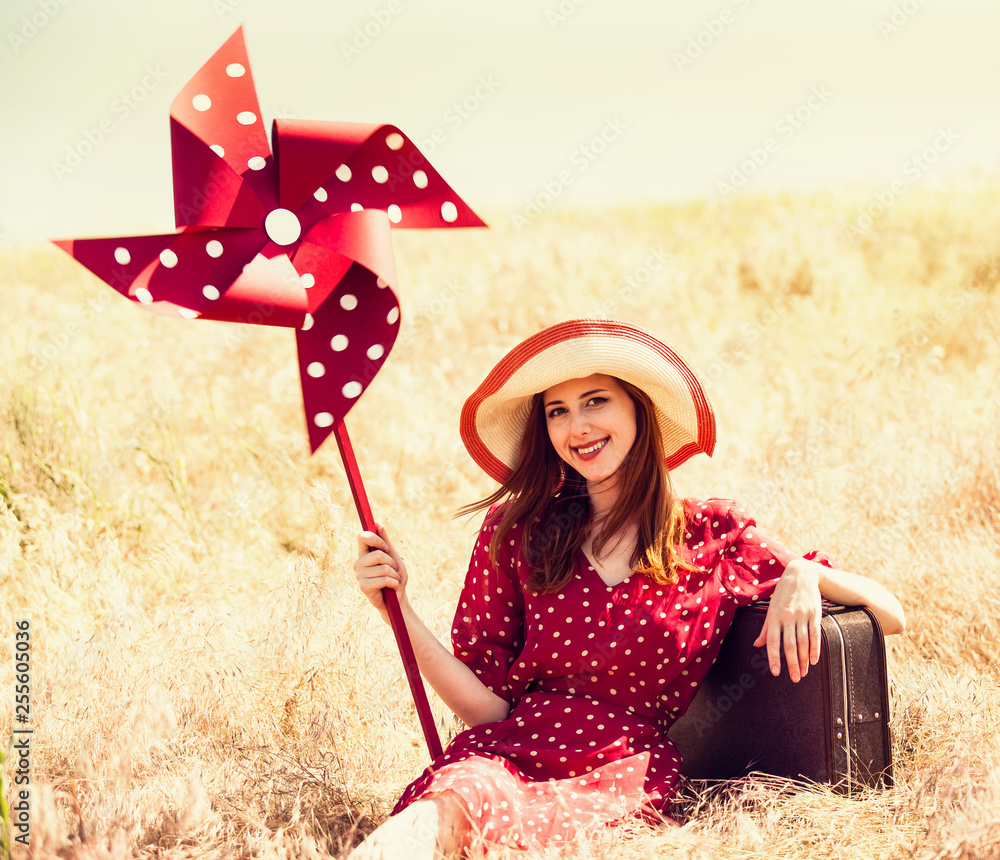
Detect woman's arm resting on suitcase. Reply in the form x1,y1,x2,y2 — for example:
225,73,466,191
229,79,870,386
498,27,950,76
753,558,905,683
812,562,905,636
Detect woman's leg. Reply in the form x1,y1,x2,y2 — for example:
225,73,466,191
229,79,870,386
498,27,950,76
349,793,470,859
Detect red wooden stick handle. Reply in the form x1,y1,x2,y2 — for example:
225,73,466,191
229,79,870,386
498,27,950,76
335,420,444,760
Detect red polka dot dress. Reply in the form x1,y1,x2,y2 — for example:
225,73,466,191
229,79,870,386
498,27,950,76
392,498,798,848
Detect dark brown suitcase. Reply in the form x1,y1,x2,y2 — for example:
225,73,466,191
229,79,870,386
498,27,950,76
668,602,892,792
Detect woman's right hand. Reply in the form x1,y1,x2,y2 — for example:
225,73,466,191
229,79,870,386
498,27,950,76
354,523,408,619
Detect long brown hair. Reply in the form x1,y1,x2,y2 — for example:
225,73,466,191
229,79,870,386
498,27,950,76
459,379,693,593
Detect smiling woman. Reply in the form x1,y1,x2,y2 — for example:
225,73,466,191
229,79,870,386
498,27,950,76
541,375,677,589
542,375,637,487
351,318,905,857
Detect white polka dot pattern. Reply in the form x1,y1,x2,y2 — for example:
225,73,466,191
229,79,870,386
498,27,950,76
393,498,797,847
55,26,483,460
296,264,400,449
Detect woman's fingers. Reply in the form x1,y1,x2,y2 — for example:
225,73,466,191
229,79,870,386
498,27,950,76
357,556,401,582
355,524,397,577
354,523,410,618
798,621,813,675
753,615,787,677
756,561,824,683
360,570,403,592
781,622,809,683
375,524,406,570
355,548,397,572
763,618,781,677
357,527,389,557
759,609,821,683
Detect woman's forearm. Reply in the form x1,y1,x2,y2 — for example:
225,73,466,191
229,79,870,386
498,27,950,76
356,525,511,727
790,558,906,635
389,597,510,727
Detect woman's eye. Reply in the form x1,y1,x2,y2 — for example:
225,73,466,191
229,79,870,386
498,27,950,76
586,397,607,407
547,407,566,419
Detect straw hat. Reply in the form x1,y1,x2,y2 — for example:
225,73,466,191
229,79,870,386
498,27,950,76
460,319,716,483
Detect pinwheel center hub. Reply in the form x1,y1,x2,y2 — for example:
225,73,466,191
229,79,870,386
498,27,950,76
264,208,302,246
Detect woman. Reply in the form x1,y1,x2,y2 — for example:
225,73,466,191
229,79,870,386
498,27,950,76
352,319,904,858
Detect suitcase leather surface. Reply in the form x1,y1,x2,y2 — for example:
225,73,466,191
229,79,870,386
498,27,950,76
668,602,892,792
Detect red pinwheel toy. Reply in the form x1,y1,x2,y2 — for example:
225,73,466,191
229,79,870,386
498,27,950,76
55,27,486,758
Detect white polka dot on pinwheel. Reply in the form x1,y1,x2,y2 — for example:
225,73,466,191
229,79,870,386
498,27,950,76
297,266,400,446
264,209,301,245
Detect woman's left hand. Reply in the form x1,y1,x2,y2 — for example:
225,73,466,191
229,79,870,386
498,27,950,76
752,560,822,683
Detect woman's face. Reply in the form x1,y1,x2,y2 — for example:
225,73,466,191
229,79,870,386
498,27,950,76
542,373,637,488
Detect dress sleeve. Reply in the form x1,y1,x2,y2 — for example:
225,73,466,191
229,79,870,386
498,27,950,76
450,511,526,705
716,500,800,606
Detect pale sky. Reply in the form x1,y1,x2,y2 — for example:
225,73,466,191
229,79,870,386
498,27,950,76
1,0,998,242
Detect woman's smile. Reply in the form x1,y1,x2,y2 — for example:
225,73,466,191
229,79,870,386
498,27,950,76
573,437,609,459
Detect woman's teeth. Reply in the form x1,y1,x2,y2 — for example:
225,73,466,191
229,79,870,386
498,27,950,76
577,439,607,455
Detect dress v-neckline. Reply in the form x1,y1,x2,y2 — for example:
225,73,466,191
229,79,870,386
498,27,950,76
581,549,634,589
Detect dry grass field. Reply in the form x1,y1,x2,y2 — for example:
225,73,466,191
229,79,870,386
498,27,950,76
3,177,1000,858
